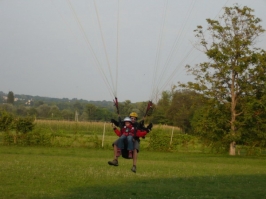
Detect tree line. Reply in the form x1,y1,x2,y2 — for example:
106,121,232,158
0,92,153,122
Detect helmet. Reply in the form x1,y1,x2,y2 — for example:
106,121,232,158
129,112,138,118
123,117,132,122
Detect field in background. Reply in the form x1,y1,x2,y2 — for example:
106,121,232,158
35,119,179,136
1,120,266,155
35,120,202,152
1,119,191,151
1,146,266,199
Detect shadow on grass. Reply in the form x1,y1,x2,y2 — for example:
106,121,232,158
31,174,266,199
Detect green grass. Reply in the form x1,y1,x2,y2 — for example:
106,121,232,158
0,146,266,199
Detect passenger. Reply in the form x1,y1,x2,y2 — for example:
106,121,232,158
115,117,135,158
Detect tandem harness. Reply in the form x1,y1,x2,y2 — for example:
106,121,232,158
121,124,140,159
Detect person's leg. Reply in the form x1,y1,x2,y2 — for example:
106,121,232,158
131,139,140,173
117,135,126,149
133,139,140,164
127,135,134,158
131,150,137,173
133,148,137,165
113,144,118,159
108,139,119,166
127,135,134,150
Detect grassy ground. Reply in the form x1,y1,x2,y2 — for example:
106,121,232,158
0,146,266,199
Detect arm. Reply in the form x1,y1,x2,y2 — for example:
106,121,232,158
137,120,145,130
135,123,153,137
113,127,121,137
135,129,148,137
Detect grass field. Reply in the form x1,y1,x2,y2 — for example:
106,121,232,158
1,146,266,199
1,120,191,152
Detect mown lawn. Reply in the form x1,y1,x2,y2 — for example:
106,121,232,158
0,146,266,199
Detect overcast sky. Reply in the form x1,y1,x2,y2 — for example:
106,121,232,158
1,0,266,103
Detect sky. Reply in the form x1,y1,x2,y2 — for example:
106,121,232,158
1,0,266,103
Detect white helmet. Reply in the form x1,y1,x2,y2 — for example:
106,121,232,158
123,117,132,123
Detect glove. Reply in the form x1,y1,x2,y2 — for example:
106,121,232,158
111,119,119,127
137,120,144,129
146,123,153,132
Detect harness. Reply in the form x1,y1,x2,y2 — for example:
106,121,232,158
122,126,134,136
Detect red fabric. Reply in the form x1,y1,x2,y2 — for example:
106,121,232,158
120,124,135,136
113,126,148,138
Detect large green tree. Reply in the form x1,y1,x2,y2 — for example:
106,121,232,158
180,5,266,155
168,90,205,133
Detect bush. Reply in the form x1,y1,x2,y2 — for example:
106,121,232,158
14,117,35,134
148,125,198,152
0,111,36,145
148,127,171,151
0,111,14,132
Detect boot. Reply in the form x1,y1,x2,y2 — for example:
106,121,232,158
108,159,118,166
131,165,136,173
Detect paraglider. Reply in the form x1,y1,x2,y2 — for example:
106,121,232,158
58,1,195,170
50,0,233,171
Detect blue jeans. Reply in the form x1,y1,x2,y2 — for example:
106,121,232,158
117,134,134,150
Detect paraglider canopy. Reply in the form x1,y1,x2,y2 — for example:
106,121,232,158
49,0,237,103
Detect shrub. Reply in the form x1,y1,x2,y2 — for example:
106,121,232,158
0,111,14,132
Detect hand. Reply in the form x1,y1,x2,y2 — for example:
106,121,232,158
137,120,144,129
146,123,153,132
111,119,119,127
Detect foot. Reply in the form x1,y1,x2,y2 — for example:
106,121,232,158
108,159,118,166
131,165,136,173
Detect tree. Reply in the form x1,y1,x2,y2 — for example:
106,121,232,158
27,107,38,117
152,91,171,124
119,100,133,117
34,100,44,107
7,91,14,104
79,112,88,121
48,105,61,119
191,102,231,152
168,90,205,133
0,103,15,113
239,99,266,153
73,101,84,114
135,102,148,118
16,105,28,116
180,5,265,155
86,104,97,120
61,109,74,120
95,108,113,121
36,104,51,118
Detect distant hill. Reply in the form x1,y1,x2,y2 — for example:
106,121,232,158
0,91,114,108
